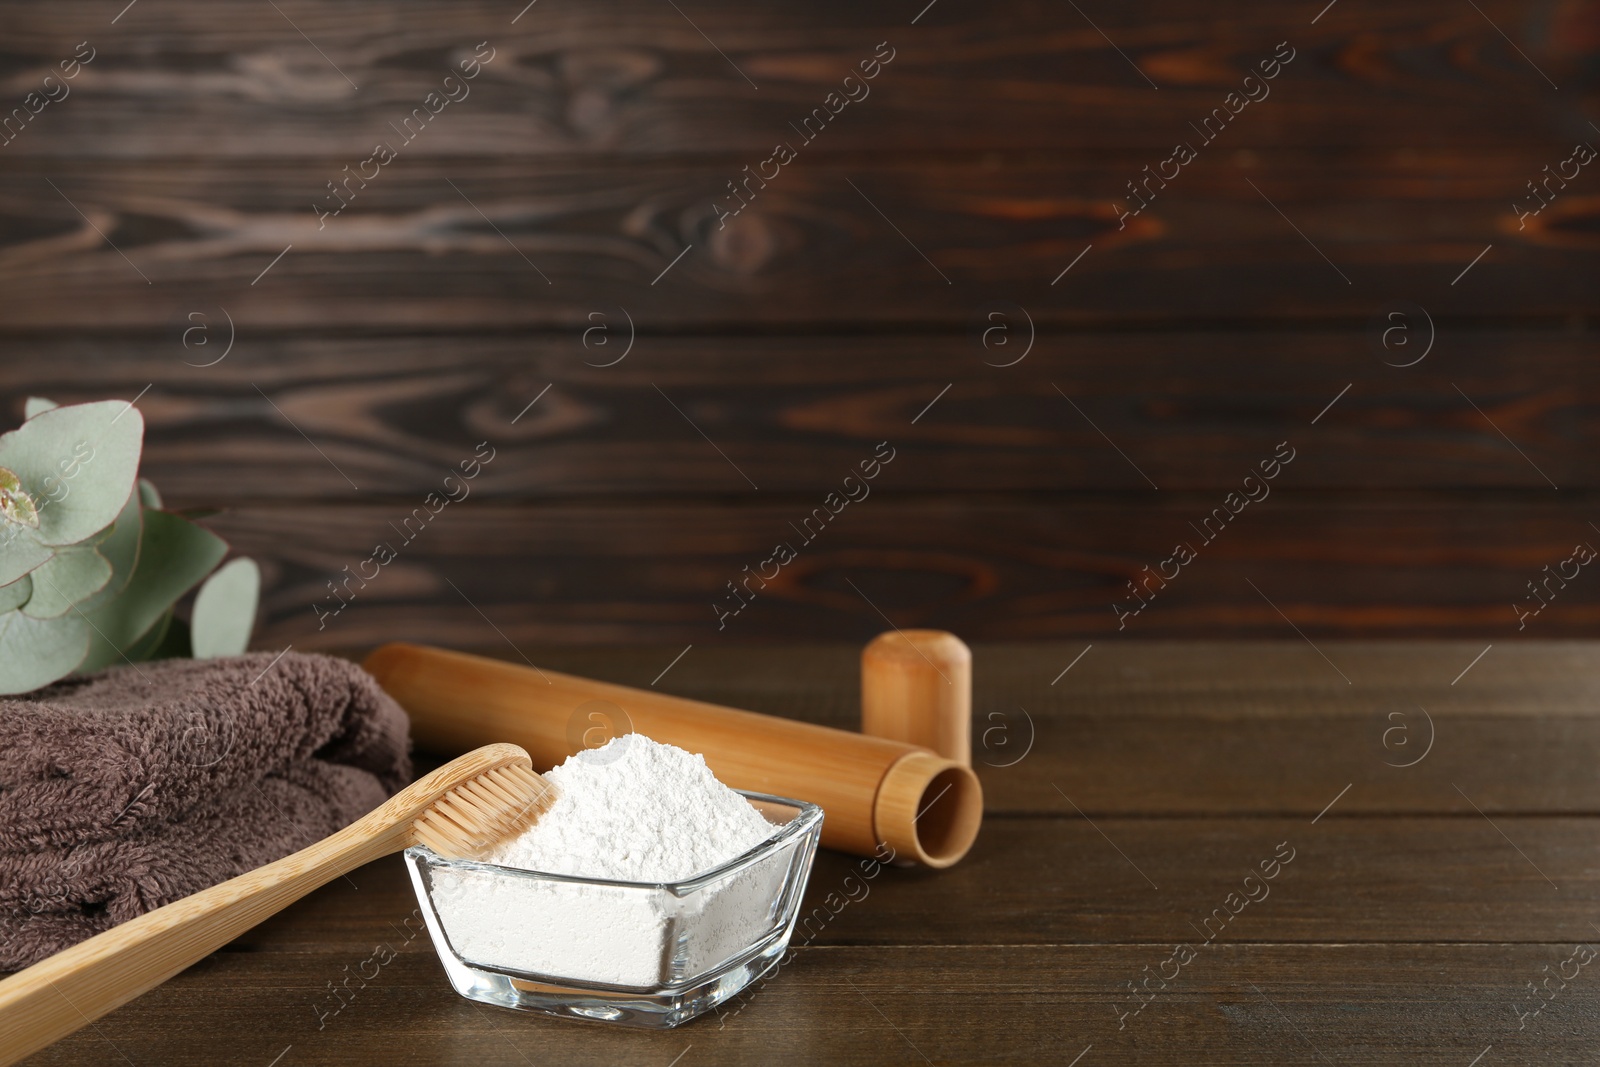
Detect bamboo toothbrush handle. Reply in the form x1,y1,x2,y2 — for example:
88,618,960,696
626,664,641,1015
0,815,400,1067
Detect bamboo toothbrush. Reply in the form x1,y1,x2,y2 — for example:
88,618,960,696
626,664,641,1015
0,743,553,1066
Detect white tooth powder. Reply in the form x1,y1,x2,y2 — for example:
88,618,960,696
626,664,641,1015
424,734,788,988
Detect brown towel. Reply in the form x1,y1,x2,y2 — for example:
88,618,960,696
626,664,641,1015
0,652,411,970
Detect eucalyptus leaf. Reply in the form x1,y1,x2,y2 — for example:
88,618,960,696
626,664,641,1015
76,509,226,673
0,467,40,528
0,574,32,613
0,399,143,547
137,478,162,509
0,526,53,587
78,490,143,610
190,557,259,658
22,545,112,619
0,610,90,695
24,397,59,420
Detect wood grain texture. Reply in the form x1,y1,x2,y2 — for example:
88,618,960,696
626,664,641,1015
195,498,1600,645
0,155,1592,328
466,641,1600,817
2,0,1594,642
27,942,1597,1066
18,642,1600,1066
0,0,1578,158
3,332,1596,497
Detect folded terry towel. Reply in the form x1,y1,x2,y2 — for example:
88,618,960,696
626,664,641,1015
0,652,411,970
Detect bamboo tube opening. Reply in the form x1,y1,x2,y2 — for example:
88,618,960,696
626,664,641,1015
873,751,983,869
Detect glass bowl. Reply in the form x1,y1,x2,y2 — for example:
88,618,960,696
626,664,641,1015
403,790,824,1028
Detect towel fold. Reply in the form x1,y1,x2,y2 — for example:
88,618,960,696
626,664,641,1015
0,652,411,970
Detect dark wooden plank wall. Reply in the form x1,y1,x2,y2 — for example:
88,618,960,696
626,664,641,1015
1,0,1595,645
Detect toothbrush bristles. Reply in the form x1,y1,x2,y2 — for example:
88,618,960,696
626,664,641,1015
412,764,554,858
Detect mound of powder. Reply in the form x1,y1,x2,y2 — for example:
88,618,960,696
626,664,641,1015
482,733,778,880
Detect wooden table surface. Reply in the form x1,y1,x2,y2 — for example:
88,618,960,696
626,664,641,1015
25,640,1600,1065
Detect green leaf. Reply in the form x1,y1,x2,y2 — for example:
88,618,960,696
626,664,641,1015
21,545,112,618
77,509,227,672
0,399,144,547
137,478,162,509
0,574,32,613
0,610,90,695
190,557,259,657
0,526,53,587
24,397,59,420
78,490,143,609
0,467,40,528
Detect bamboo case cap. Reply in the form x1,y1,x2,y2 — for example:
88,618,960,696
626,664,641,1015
861,630,973,767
